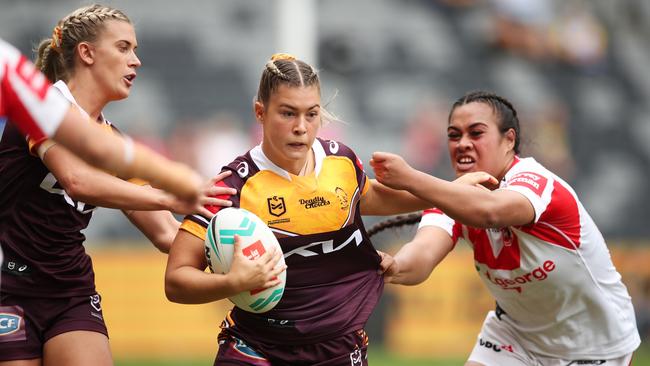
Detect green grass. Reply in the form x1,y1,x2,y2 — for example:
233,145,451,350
115,346,650,366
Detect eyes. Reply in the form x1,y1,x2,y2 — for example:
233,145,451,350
279,109,320,121
447,129,485,141
116,42,137,55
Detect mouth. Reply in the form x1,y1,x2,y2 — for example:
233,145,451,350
455,155,476,171
123,73,136,87
287,142,307,150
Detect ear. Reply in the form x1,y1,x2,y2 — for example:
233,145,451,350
504,128,516,151
254,101,265,124
76,42,95,66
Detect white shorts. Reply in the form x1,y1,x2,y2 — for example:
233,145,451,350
467,311,634,366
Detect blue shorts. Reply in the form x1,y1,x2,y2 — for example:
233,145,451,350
0,292,108,361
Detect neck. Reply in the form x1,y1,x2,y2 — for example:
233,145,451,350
298,150,314,176
66,75,107,122
497,153,517,181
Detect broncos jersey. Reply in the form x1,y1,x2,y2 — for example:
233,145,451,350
0,81,117,297
181,137,383,345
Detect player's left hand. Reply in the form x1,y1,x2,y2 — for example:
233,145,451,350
454,171,499,191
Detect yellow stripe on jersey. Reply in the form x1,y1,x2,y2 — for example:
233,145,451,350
240,155,362,235
180,219,208,240
361,173,370,196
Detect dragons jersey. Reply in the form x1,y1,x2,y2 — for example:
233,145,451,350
0,81,115,297
181,138,383,345
419,157,640,359
0,39,69,141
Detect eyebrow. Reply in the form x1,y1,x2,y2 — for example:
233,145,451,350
116,40,137,48
278,103,320,110
448,122,488,130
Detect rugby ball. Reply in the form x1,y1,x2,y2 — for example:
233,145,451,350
204,207,285,313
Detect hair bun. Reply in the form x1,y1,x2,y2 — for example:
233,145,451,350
270,53,296,61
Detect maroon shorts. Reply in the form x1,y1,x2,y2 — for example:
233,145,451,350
214,329,369,366
0,292,108,361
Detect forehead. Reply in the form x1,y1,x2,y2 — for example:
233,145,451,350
98,20,136,44
268,84,320,109
449,102,498,128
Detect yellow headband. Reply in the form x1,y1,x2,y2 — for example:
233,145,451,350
270,53,296,62
50,26,63,53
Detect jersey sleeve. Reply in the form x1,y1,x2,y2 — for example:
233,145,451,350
1,40,69,140
418,208,462,245
322,139,370,197
501,162,554,223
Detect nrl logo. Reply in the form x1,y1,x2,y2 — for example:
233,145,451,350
267,196,286,217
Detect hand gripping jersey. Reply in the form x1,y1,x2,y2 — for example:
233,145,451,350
181,138,383,345
0,39,69,140
0,81,115,297
419,157,640,359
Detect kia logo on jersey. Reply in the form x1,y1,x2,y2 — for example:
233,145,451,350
267,196,286,217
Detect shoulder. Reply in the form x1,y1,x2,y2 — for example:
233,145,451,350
316,137,354,157
503,157,556,194
221,148,259,186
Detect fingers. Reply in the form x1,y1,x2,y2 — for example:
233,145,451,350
197,206,215,219
371,151,389,163
212,170,232,182
201,197,233,207
206,186,237,197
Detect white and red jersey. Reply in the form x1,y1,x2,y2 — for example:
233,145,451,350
0,38,69,140
420,157,640,359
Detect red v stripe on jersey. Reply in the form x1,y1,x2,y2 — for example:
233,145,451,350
470,228,521,270
520,181,581,250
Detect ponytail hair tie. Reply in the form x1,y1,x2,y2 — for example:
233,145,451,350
50,26,63,53
270,53,296,62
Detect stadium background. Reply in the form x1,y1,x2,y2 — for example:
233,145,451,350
1,0,649,364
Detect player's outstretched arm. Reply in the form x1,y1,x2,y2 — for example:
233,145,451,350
52,107,202,202
371,151,533,228
379,226,454,285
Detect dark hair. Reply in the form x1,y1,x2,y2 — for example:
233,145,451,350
367,213,423,238
449,90,521,154
256,54,321,104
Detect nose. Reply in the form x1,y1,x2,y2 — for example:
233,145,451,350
293,115,307,135
130,52,142,68
457,134,472,151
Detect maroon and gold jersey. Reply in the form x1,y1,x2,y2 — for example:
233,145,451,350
181,138,383,345
0,81,118,297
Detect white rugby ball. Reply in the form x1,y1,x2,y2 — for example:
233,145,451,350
204,207,285,313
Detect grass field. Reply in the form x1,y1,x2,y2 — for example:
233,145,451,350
115,346,650,366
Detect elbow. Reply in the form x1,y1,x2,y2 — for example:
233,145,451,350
59,173,92,201
471,205,502,228
150,235,172,254
164,277,184,303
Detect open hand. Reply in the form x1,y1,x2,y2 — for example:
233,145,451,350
228,235,286,293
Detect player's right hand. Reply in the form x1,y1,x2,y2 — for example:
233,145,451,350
377,250,399,284
369,151,416,191
228,235,286,293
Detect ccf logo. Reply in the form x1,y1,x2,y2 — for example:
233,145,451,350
0,314,21,336
267,196,286,217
